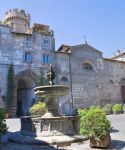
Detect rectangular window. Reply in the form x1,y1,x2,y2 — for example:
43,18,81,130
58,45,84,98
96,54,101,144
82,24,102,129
42,55,49,64
25,36,32,46
44,39,49,44
24,52,32,63
43,38,49,49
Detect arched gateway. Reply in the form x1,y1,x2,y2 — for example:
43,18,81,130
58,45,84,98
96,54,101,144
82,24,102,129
12,70,39,117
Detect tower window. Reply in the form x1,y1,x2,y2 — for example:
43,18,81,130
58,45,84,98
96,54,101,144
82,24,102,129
42,54,49,64
43,38,49,49
24,52,32,63
25,36,32,46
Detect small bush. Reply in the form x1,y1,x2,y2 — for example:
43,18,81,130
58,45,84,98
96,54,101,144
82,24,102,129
123,104,125,112
29,102,46,116
0,108,8,135
89,105,101,109
112,104,122,114
80,108,111,138
103,104,112,115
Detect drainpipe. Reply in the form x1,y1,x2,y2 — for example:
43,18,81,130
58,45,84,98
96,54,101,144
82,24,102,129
68,49,74,115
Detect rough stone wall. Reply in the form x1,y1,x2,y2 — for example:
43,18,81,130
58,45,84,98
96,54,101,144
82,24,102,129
0,24,55,110
56,44,125,115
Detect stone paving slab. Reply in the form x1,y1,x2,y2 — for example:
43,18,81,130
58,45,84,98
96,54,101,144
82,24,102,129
8,132,87,146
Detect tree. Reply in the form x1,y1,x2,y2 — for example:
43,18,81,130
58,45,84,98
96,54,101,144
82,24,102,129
39,69,45,86
6,64,14,112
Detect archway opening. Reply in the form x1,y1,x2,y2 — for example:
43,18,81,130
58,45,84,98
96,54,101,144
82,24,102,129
120,78,125,103
16,76,36,117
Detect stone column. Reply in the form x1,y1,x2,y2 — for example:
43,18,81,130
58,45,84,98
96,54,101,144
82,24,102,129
43,96,58,117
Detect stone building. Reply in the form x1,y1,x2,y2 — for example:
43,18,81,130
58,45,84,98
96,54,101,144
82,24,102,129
0,8,125,117
56,44,125,115
0,9,55,116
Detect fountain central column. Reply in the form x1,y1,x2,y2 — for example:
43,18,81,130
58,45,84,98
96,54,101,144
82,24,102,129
44,96,58,117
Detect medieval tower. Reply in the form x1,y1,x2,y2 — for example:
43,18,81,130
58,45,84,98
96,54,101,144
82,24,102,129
0,9,55,116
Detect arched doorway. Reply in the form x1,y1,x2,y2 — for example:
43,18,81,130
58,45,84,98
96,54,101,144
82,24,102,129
12,70,39,117
120,78,125,103
16,77,36,116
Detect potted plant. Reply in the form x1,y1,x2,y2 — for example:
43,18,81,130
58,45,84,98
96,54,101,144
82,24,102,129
79,108,111,148
103,104,112,115
0,108,8,143
122,104,125,113
112,104,122,114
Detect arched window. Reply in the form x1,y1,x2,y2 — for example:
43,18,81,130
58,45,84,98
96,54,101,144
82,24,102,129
61,77,68,82
82,62,93,70
109,80,114,84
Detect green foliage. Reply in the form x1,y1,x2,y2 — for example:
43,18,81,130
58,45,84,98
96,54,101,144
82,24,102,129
39,70,45,86
123,104,125,112
103,104,112,115
112,104,122,114
89,105,101,109
79,108,111,138
0,108,8,135
29,102,46,116
78,109,88,116
6,64,14,112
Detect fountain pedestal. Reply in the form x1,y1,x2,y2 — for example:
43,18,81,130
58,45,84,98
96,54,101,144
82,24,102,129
21,115,80,137
44,96,58,117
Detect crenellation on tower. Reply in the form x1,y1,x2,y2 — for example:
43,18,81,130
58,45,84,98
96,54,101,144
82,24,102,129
4,8,31,33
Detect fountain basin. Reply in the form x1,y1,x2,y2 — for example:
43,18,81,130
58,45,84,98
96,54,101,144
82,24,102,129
21,115,80,137
34,85,69,98
34,85,69,117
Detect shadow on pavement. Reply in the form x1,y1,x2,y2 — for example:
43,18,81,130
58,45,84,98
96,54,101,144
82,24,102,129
110,128,119,133
7,131,68,150
110,140,125,150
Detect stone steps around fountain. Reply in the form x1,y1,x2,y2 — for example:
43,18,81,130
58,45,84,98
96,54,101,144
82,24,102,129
8,132,88,147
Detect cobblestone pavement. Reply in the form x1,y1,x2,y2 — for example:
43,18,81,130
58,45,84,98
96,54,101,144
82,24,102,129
0,114,125,150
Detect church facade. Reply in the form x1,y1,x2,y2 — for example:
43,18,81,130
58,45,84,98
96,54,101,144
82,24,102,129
0,9,125,116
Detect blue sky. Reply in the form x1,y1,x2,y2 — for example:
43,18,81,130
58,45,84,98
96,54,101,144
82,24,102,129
0,0,125,57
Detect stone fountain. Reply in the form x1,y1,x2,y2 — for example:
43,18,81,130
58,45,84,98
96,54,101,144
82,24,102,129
34,64,69,117
20,65,84,145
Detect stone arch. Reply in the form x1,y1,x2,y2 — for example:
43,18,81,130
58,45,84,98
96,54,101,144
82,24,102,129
12,70,39,117
61,76,68,82
14,69,39,87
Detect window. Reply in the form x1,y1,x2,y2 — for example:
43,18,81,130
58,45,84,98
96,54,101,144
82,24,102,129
109,80,114,84
43,38,49,49
44,39,49,44
82,62,93,70
24,52,32,63
61,77,68,82
25,36,32,46
42,54,49,64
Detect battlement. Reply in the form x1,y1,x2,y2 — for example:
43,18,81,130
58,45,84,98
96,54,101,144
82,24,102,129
5,9,30,23
4,8,31,33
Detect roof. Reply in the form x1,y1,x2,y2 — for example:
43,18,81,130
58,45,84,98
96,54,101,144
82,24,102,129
104,58,125,63
32,23,49,31
57,43,102,54
57,44,71,53
71,43,102,54
110,52,125,59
